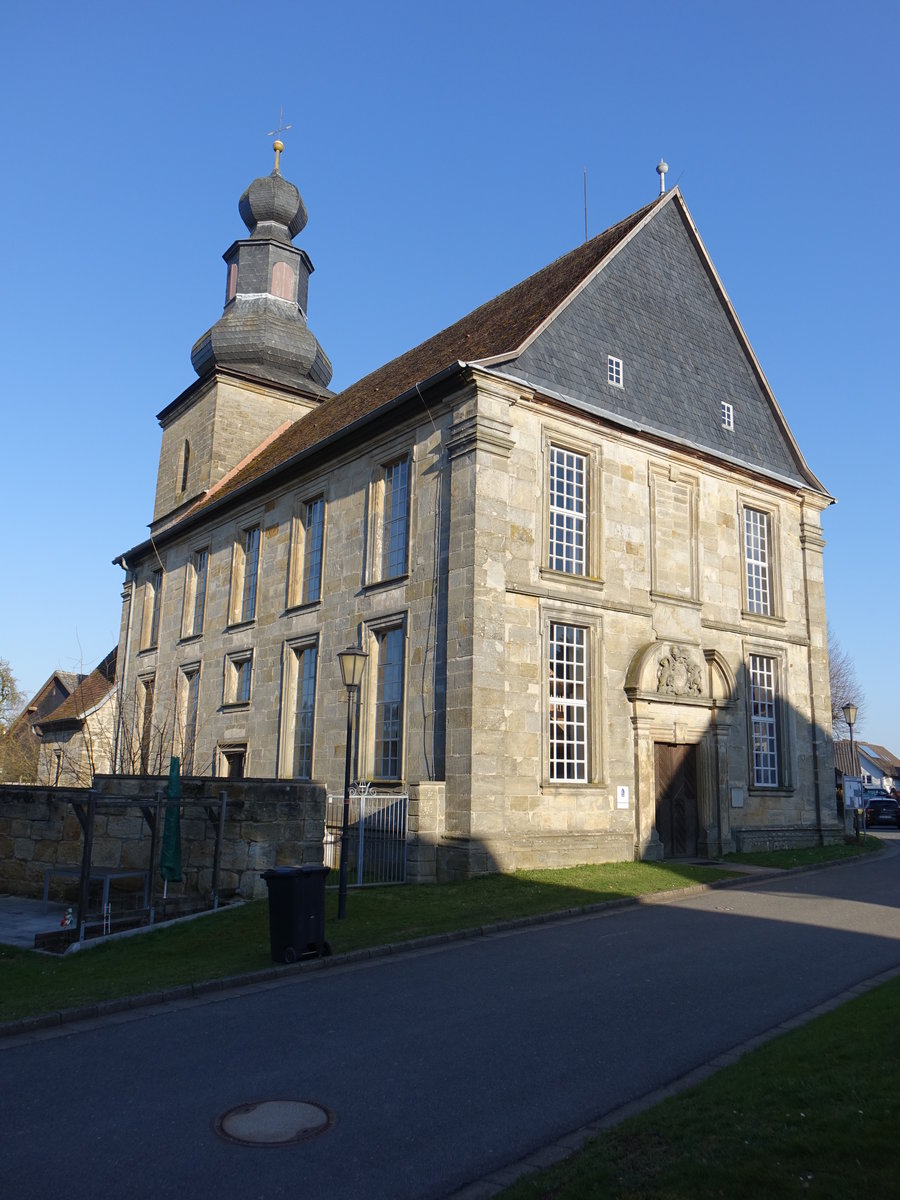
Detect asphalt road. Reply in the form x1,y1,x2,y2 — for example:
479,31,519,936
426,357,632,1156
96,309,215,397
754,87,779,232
4,836,900,1200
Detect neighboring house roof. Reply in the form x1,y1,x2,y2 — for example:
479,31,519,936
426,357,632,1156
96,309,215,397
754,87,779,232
835,740,900,781
9,670,83,734
856,742,900,778
833,740,860,777
37,649,117,729
119,186,829,566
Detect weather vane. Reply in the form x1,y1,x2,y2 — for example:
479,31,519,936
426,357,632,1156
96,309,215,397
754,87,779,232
267,107,292,172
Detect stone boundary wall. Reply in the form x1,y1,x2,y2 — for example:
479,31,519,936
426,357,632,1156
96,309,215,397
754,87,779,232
0,775,326,904
732,824,844,854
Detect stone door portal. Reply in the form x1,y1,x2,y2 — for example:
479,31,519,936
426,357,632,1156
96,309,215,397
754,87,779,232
654,743,699,858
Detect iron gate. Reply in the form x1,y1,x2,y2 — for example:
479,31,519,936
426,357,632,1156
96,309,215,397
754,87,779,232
324,783,409,886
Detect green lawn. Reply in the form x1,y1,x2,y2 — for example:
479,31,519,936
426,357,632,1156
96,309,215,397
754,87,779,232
1,860,735,1023
0,841,878,1027
725,837,882,871
502,970,900,1199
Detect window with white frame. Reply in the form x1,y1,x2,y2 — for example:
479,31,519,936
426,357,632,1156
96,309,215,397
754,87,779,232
373,625,404,779
548,622,587,782
292,644,318,779
300,497,325,604
744,507,771,615
183,547,209,638
548,446,586,575
750,654,779,787
607,355,623,387
224,651,252,706
231,525,260,624
721,401,734,431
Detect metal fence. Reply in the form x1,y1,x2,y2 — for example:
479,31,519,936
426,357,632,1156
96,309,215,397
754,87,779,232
324,784,409,886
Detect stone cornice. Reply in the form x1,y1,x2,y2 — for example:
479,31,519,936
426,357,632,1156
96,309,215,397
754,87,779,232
446,414,515,460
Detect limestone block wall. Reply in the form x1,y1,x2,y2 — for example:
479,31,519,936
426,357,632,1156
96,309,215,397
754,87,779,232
0,776,326,903
116,361,838,881
0,785,83,896
452,374,839,866
37,697,118,789
121,398,454,799
153,374,318,525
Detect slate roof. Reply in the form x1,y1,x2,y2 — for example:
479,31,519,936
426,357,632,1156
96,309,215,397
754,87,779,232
126,187,828,562
180,196,662,518
491,199,817,488
39,649,117,727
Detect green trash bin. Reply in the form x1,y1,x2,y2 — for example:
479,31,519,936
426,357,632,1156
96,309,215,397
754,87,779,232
261,864,330,963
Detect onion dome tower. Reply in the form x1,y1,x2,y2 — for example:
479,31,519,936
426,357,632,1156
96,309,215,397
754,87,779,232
150,142,333,530
190,140,332,391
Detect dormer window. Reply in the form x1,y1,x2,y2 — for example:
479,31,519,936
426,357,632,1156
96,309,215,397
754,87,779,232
721,401,734,431
607,356,623,387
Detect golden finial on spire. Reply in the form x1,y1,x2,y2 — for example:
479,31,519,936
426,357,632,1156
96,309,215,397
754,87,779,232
267,107,292,174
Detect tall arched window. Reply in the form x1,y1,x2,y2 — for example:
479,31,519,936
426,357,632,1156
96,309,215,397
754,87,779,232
180,440,191,493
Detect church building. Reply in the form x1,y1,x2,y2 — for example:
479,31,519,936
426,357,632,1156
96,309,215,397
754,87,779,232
113,145,839,878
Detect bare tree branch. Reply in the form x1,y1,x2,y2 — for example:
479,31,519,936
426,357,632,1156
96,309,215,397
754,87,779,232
0,658,25,730
829,623,866,739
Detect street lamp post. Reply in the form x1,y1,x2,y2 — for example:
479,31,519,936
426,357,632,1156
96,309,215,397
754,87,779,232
843,702,859,838
336,645,368,920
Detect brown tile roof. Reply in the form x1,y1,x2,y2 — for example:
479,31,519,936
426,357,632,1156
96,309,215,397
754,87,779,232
184,197,662,518
858,742,900,774
39,649,117,726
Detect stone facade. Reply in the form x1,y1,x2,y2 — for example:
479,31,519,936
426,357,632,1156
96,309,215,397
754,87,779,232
152,373,321,530
0,775,325,903
110,168,839,881
37,691,117,787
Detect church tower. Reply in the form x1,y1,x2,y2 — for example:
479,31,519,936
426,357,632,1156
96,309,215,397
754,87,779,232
151,142,332,531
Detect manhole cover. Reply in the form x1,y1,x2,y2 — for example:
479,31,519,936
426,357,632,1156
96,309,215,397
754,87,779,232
214,1100,334,1147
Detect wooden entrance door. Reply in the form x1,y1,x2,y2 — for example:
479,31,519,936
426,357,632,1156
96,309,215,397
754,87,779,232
654,743,699,858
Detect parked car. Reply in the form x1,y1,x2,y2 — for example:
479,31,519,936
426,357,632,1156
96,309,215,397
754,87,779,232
864,795,900,828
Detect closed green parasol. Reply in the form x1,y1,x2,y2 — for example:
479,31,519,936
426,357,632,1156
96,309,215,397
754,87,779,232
160,756,183,883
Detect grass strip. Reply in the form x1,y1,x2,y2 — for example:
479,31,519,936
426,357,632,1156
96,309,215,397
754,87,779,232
502,971,900,1199
0,860,734,1023
725,837,882,871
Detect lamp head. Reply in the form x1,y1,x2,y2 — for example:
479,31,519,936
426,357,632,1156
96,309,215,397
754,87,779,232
337,645,368,691
842,702,858,727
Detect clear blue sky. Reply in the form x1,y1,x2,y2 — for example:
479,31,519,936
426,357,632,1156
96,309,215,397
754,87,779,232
1,1,897,751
